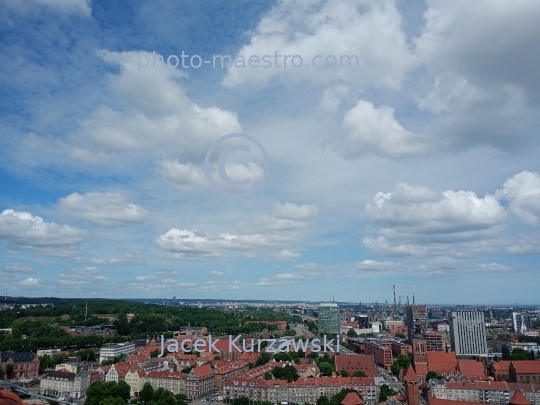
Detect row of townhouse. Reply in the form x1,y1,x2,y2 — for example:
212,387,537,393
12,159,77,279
429,379,540,405
223,376,378,405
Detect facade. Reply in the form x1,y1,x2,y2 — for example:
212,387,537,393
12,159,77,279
125,369,146,397
364,340,393,370
39,371,91,399
449,312,488,356
334,355,377,377
37,349,62,357
319,303,340,335
213,360,249,390
407,305,428,342
185,364,214,399
430,381,540,405
426,332,445,351
0,352,40,379
99,342,136,363
357,315,370,329
404,366,420,405
223,376,378,405
144,371,187,395
513,313,532,334
510,361,540,384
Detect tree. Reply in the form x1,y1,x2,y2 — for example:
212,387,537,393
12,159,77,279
426,371,443,381
316,396,330,405
340,370,350,377
391,355,411,376
140,382,155,404
353,371,367,378
181,367,192,374
347,329,358,338
6,364,14,379
318,361,334,377
232,397,250,405
102,398,125,405
330,389,357,405
502,344,511,360
395,333,406,339
256,352,272,366
175,393,187,405
264,371,272,380
271,365,299,382
379,384,398,402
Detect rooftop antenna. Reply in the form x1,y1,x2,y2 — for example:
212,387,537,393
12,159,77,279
393,285,397,309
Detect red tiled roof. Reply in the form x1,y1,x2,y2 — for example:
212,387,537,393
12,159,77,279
447,382,476,389
0,390,23,405
341,392,364,405
507,383,539,393
476,381,508,390
509,390,532,405
493,361,512,372
415,364,429,377
458,360,486,378
403,366,418,382
334,354,376,376
193,364,213,378
427,351,457,373
512,361,540,374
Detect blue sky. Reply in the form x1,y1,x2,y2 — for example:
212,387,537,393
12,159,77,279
1,0,540,304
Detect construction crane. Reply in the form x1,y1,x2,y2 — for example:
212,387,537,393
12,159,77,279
398,296,404,308
413,293,415,305
393,285,397,309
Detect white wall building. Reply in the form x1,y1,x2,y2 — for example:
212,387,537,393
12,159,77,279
99,342,135,363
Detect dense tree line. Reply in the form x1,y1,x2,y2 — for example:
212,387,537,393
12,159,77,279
0,299,297,351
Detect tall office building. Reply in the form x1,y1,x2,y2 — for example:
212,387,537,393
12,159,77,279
406,305,428,342
357,314,369,329
449,311,487,356
512,312,531,334
318,303,340,334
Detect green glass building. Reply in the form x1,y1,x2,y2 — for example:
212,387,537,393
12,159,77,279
318,302,340,334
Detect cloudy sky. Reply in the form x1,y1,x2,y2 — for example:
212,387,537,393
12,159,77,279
1,0,539,304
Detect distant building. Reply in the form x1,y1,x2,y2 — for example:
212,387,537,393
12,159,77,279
39,370,92,399
449,311,487,356
318,303,340,335
357,315,370,329
37,348,62,357
59,325,117,337
513,313,532,334
406,305,428,342
99,342,136,363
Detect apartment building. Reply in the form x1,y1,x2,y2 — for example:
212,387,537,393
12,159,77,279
39,371,91,399
213,360,249,390
407,305,428,342
125,369,146,397
449,312,488,356
99,342,136,363
144,371,187,395
185,364,214,399
364,339,393,370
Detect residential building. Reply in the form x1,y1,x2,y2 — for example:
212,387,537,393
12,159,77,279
213,360,249,390
125,369,146,397
319,303,340,335
59,325,117,337
185,364,214,399
99,342,136,363
0,352,40,379
39,371,91,399
449,312,488,356
37,349,62,357
513,314,532,334
364,340,393,370
357,315,370,329
426,332,445,351
477,381,510,405
144,371,187,395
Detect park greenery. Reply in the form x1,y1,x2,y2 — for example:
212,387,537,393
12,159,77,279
0,298,300,351
379,384,398,402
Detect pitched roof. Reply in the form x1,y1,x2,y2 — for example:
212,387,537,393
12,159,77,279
493,361,512,372
193,364,213,378
509,390,532,405
427,351,457,373
476,381,508,390
334,354,376,376
511,361,540,374
447,382,477,390
341,392,364,405
146,371,187,380
428,398,484,405
403,366,418,382
0,352,36,363
44,371,76,381
415,363,429,377
458,360,486,378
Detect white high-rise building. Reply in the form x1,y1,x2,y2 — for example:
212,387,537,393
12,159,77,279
449,311,487,356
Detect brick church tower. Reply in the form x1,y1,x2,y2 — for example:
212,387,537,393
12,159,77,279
404,366,420,405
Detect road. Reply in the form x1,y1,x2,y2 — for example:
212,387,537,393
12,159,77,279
377,366,405,393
